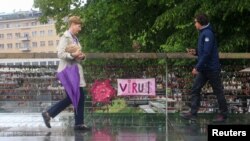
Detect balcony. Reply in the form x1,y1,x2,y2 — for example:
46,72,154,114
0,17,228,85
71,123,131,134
19,35,30,41
19,46,30,52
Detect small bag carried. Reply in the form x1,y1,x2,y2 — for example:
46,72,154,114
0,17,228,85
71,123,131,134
65,44,80,53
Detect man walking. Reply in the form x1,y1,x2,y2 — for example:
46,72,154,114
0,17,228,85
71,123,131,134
181,13,228,122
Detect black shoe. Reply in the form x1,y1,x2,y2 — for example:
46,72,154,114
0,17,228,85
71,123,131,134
212,114,227,122
180,112,197,121
74,124,91,131
42,111,51,128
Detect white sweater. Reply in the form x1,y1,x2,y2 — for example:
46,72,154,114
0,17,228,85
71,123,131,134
57,30,86,87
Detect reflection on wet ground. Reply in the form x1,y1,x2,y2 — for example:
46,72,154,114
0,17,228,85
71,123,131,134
0,113,249,141
0,127,165,141
0,113,166,141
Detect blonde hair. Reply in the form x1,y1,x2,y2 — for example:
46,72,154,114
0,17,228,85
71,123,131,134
68,16,82,27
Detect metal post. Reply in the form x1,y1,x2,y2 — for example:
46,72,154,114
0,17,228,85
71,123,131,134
165,60,168,141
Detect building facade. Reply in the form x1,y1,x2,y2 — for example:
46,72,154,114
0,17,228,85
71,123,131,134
0,10,60,53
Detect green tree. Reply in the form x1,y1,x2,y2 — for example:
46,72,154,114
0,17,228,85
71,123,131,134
34,0,250,53
153,0,250,53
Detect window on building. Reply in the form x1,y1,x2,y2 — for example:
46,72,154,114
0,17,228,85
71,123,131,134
32,62,39,65
48,40,53,46
0,44,4,49
6,24,9,28
15,43,21,48
48,30,53,35
0,24,4,29
48,19,54,24
23,33,29,38
48,61,54,65
31,22,37,26
9,24,15,28
56,40,59,45
32,42,37,47
7,43,12,49
15,33,21,38
7,63,14,66
15,62,22,65
40,41,45,47
32,31,37,37
7,33,12,39
23,42,30,48
23,62,30,65
40,61,46,65
40,30,45,36
0,34,4,39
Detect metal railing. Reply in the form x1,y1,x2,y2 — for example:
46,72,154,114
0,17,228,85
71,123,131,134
0,52,249,114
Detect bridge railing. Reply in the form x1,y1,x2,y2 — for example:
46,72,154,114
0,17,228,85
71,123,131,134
0,53,249,114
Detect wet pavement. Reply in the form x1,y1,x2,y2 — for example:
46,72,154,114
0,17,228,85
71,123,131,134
0,113,166,141
0,113,249,141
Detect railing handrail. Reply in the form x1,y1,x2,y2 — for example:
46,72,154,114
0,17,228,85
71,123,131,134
0,53,250,59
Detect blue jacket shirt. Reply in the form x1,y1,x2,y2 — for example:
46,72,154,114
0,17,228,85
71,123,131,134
195,24,221,72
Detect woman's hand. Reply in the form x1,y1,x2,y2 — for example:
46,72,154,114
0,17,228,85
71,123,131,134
76,52,85,60
71,49,82,57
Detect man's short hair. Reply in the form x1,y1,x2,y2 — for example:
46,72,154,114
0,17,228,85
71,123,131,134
195,13,209,26
68,16,82,26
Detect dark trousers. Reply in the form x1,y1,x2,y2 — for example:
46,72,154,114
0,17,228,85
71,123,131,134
190,71,228,116
47,87,85,125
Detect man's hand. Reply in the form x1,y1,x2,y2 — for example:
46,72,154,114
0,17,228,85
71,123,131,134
192,68,199,76
186,48,196,56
